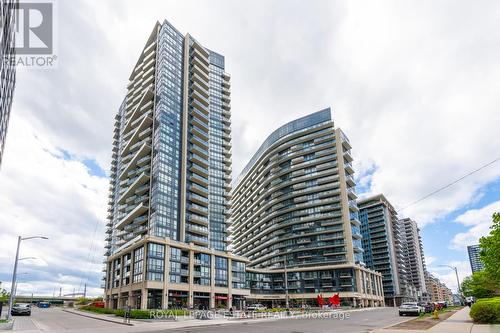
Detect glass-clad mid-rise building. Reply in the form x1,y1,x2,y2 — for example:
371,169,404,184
0,0,17,167
230,108,384,307
358,194,417,306
103,19,248,310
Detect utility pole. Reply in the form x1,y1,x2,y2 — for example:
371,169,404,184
7,235,48,321
59,287,61,297
7,236,21,321
83,283,87,299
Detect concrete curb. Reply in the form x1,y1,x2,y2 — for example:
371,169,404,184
379,314,418,330
0,321,13,330
61,309,134,326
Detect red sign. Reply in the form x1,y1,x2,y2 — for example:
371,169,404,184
215,295,228,300
317,294,324,306
328,293,340,307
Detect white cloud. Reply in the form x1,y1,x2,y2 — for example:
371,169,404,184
428,260,472,293
449,200,500,250
425,256,437,266
0,114,108,296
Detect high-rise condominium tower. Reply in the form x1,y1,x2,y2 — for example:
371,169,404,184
467,244,484,273
231,108,384,307
400,218,427,300
358,194,416,306
0,0,17,166
103,20,248,310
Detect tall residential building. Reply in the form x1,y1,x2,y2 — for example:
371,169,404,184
467,245,484,273
103,20,248,310
358,194,416,306
0,0,17,166
400,218,427,300
231,108,384,307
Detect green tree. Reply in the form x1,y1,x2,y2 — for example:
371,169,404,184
0,287,9,303
461,271,497,298
479,212,500,283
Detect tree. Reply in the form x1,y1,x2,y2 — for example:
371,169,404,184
0,287,9,303
461,271,497,298
479,212,500,283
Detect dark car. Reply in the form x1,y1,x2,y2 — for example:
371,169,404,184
11,303,31,316
423,303,434,313
37,301,50,308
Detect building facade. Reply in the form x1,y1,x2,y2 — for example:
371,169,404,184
400,218,428,301
467,245,484,273
425,273,452,303
230,109,384,307
0,0,17,166
103,20,244,309
358,194,416,306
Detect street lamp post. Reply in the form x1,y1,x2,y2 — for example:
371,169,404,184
7,236,48,321
438,265,461,294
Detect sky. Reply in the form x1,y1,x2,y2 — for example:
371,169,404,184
1,0,499,297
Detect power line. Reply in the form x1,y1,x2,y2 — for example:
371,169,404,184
398,156,500,212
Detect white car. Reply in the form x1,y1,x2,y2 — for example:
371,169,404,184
247,304,267,311
399,302,423,316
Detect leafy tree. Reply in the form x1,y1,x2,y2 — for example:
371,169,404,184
461,271,497,298
0,287,9,303
479,212,500,283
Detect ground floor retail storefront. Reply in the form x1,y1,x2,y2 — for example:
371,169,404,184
106,285,250,310
246,293,384,308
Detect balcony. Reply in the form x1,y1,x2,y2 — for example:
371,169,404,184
119,142,151,180
344,162,354,175
115,203,148,230
117,172,150,204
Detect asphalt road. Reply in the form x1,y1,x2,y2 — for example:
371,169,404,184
148,308,407,333
10,307,408,333
12,307,119,331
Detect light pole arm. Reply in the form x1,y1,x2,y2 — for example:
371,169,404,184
7,236,21,321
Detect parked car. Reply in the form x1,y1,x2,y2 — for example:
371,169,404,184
247,303,267,311
11,303,31,316
37,301,50,308
398,302,423,316
423,303,434,313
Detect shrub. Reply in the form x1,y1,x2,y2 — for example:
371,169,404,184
80,305,116,315
470,297,500,324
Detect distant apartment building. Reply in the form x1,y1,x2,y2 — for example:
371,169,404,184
425,273,452,303
103,20,249,310
357,194,416,306
0,0,17,166
230,108,384,308
467,245,484,273
400,218,428,301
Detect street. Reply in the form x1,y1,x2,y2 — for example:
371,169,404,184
9,307,409,333
11,307,119,331
152,308,405,333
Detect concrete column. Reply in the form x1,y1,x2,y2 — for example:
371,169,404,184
227,258,232,310
162,245,170,309
188,248,194,308
355,268,362,294
141,288,148,309
210,254,216,309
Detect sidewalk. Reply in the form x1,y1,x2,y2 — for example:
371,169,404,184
377,307,499,333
